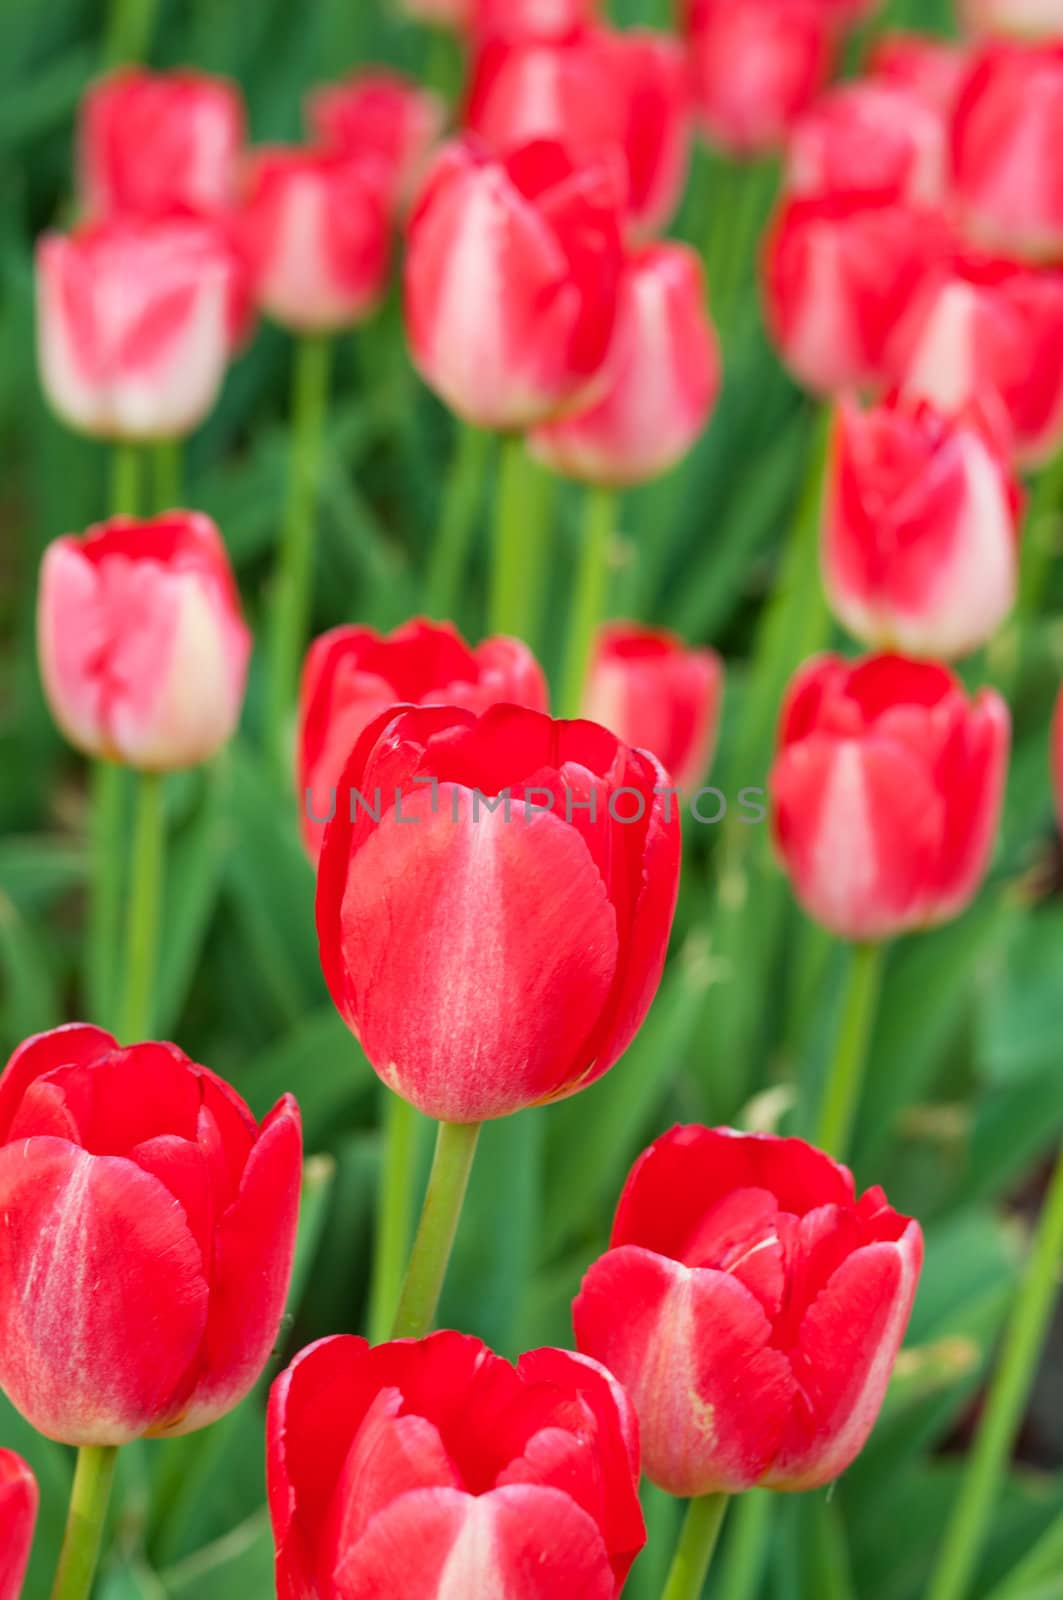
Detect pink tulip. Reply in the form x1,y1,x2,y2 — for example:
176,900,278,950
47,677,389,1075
308,72,445,213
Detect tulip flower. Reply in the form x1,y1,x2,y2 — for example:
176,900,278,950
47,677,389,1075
78,68,244,220
574,1125,922,1495
298,619,548,860
268,1332,645,1598
405,139,624,431
0,1451,37,1600
36,215,240,440
316,702,680,1123
473,0,599,35
581,623,723,793
0,1024,301,1444
531,242,721,488
308,71,446,213
770,654,1009,942
786,81,948,205
960,0,1063,38
38,512,250,771
951,42,1063,263
868,31,971,111
823,396,1022,659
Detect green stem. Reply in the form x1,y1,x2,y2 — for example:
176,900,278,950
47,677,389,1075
662,1495,731,1600
268,333,333,774
152,438,181,512
489,435,537,640
88,760,125,1028
109,443,141,519
50,1445,119,1600
119,771,165,1041
813,942,885,1160
426,423,491,621
558,486,615,719
718,1492,772,1600
103,0,159,64
369,1091,420,1344
391,1119,481,1340
927,1141,1063,1600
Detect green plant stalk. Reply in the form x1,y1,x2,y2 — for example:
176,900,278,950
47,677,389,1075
369,1090,420,1344
662,1495,731,1600
120,770,165,1041
50,1445,119,1600
88,760,125,1028
559,486,616,719
426,422,491,621
391,1119,481,1340
718,1491,772,1600
153,438,182,512
489,434,540,641
814,942,885,1160
110,442,141,519
927,1141,1063,1600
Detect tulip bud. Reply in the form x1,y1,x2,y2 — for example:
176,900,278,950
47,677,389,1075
823,396,1022,659
0,1025,302,1445
581,623,723,793
786,81,948,205
0,1451,37,1600
316,703,680,1122
575,1125,922,1495
268,1332,645,1598
686,0,836,157
78,68,244,220
770,654,1009,941
952,42,1063,263
36,216,239,441
960,0,1063,38
240,148,391,332
307,72,445,214
38,512,250,771
530,243,720,487
404,139,624,430
868,31,972,111
298,619,548,861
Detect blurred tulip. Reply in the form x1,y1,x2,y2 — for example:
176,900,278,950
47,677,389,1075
0,1025,301,1445
473,0,599,36
951,42,1063,262
531,242,719,487
298,619,548,860
786,81,948,204
401,0,472,25
405,139,624,430
824,396,1021,659
308,71,446,212
0,1451,36,1600
763,192,951,394
78,68,244,220
38,512,250,771
581,623,723,792
574,1125,921,1495
36,216,239,440
770,654,1009,940
240,148,391,331
868,31,972,110
317,702,680,1122
686,0,836,157
960,0,1063,37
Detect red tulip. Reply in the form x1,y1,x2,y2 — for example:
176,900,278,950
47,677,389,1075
770,654,1009,941
868,32,972,112
38,512,250,771
36,216,240,440
574,1126,922,1495
0,1025,301,1445
580,623,723,793
763,192,951,395
823,396,1021,659
960,0,1063,39
308,72,445,213
298,619,548,861
316,703,680,1122
530,242,720,486
951,42,1063,263
686,0,837,157
473,0,599,37
0,1451,36,1600
404,139,624,430
268,1331,645,1599
240,148,391,332
786,81,948,205
78,68,244,221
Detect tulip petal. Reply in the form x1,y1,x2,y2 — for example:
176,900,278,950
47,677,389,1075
0,1023,114,1142
0,1449,37,1600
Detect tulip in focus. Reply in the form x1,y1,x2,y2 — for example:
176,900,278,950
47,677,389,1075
0,1450,36,1600
38,512,250,771
298,618,548,860
531,242,720,487
317,703,680,1122
36,216,239,439
960,0,1063,38
268,1331,645,1598
581,623,723,793
770,654,1009,941
308,72,445,213
824,396,1021,659
575,1126,921,1495
0,1025,301,1445
405,139,624,430
868,31,971,111
786,81,948,205
78,68,244,220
